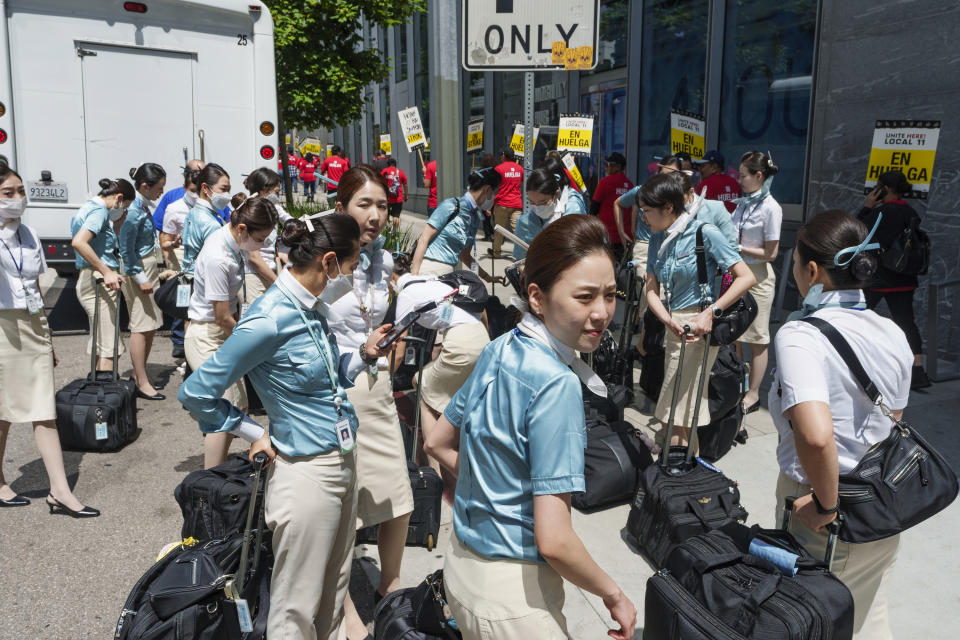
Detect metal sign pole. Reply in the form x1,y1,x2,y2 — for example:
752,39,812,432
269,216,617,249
522,70,534,217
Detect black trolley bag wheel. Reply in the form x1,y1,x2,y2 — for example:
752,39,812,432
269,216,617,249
643,498,854,640
116,453,273,640
55,276,137,452
357,335,443,551
624,326,748,569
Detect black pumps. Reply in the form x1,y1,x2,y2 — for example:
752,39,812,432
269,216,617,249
0,494,30,507
46,495,100,518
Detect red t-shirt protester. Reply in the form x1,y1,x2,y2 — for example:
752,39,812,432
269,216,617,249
694,150,740,213
381,165,408,204
592,152,634,246
320,153,351,189
424,160,438,209
494,158,524,209
298,156,316,182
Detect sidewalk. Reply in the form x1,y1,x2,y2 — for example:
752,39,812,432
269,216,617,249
360,209,960,637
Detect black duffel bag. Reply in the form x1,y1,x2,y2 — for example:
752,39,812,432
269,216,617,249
802,317,958,543
695,226,758,346
174,454,264,541
154,272,193,320
573,418,653,511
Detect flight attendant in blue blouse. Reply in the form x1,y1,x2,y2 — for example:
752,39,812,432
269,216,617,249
642,172,756,447
425,215,637,640
179,214,395,640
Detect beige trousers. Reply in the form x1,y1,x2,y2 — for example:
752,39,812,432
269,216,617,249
419,258,455,277
491,206,521,256
775,472,899,640
444,533,570,640
76,267,126,357
266,450,357,640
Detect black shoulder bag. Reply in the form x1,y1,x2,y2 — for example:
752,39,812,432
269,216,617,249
800,316,958,543
695,225,758,345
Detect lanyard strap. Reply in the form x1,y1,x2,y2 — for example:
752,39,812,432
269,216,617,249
737,197,767,244
224,239,248,302
0,228,24,278
275,280,341,406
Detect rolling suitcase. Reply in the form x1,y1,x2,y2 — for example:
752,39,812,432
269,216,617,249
625,326,748,568
697,344,746,463
358,335,443,550
643,499,853,640
174,453,266,541
55,278,137,452
638,309,666,401
116,453,273,640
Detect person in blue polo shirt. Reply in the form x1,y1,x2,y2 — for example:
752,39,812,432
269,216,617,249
181,163,230,275
410,167,503,282
425,215,637,640
179,213,394,640
643,172,755,447
512,159,587,260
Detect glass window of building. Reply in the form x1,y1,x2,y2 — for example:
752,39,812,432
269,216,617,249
585,0,629,74
579,84,628,193
717,0,817,205
413,13,430,186
395,23,408,83
636,0,709,183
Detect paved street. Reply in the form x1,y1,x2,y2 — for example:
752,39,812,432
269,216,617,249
1,217,958,639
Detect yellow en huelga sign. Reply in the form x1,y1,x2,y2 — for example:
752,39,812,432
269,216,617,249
466,120,484,153
864,120,940,199
669,110,706,160
562,153,587,193
380,134,392,154
557,116,594,153
510,124,540,157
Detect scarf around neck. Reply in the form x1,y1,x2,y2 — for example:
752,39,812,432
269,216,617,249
515,312,607,398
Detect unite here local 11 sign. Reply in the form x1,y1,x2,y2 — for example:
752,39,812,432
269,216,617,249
398,107,426,152
670,110,705,160
864,120,940,199
462,0,600,71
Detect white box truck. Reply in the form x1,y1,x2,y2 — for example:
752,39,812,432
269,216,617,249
0,0,278,274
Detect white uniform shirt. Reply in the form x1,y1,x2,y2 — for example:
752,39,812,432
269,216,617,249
326,245,393,364
188,225,244,322
0,221,46,310
769,290,913,484
162,196,191,237
395,278,483,331
731,194,782,264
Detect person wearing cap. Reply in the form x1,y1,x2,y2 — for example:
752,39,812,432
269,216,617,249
591,151,634,262
771,209,909,640
695,150,741,213
412,167,504,281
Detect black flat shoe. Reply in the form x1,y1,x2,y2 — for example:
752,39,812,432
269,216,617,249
742,401,760,415
136,388,166,401
0,495,30,507
47,495,100,518
130,376,165,391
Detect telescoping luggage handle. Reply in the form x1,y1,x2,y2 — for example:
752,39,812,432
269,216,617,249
659,326,713,467
89,274,123,382
405,334,429,464
782,495,843,571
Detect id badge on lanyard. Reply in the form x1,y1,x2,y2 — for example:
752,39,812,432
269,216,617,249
25,289,43,315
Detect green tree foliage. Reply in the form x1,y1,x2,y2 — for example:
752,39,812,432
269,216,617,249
265,0,425,130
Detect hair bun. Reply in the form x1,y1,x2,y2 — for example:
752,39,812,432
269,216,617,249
128,167,137,179
850,251,877,282
98,178,113,190
766,160,779,176
281,218,309,248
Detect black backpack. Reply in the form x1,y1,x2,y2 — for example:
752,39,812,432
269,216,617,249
881,215,930,275
436,270,489,313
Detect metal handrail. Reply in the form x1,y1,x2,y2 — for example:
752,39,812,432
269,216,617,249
926,279,960,382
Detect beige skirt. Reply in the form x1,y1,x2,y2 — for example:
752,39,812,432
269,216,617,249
121,253,164,334
444,532,570,640
0,309,56,423
632,240,651,316
165,246,184,274
243,271,270,304
76,267,127,357
419,258,455,277
739,261,775,345
420,322,489,413
654,307,719,428
348,368,415,528
184,320,247,410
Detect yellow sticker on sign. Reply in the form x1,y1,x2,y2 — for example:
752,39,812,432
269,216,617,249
577,46,593,70
669,110,706,160
466,120,484,153
510,124,540,157
864,120,940,199
564,47,578,71
552,41,566,65
557,116,594,153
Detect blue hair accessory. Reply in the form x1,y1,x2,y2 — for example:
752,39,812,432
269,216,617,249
833,212,882,267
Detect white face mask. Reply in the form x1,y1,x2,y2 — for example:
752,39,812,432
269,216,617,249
531,202,556,220
108,205,126,221
318,256,354,305
265,193,280,204
183,191,199,207
208,191,232,211
0,198,27,220
480,196,494,211
238,230,265,252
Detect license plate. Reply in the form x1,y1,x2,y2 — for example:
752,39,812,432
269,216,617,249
27,181,68,201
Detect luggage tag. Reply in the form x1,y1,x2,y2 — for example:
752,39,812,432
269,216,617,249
176,283,191,307
240,303,250,317
234,599,253,633
336,417,356,453
404,346,416,365
95,422,109,440
458,284,470,296
26,291,43,315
